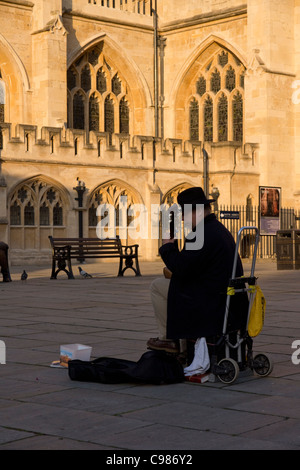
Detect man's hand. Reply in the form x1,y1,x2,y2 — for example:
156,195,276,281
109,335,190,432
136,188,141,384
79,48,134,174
163,267,172,279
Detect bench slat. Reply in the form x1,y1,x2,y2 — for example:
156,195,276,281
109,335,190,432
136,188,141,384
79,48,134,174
51,240,119,244
68,251,121,256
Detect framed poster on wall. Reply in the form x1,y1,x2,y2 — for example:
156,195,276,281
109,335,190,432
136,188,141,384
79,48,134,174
259,186,281,235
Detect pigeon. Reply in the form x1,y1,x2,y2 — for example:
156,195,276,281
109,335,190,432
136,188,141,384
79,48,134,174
78,267,92,278
21,270,28,281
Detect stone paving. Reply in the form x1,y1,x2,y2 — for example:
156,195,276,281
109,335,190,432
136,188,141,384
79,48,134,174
0,257,300,450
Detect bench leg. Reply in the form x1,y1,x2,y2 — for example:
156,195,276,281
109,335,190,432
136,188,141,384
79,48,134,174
50,257,57,279
134,256,142,276
50,256,75,280
118,256,141,277
66,257,75,279
118,256,124,276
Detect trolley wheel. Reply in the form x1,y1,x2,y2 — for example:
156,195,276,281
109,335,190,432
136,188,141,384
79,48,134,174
253,353,273,377
216,358,239,384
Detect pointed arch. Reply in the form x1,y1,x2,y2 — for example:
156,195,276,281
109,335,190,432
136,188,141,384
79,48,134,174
0,32,31,92
172,35,246,142
67,34,150,135
170,34,247,107
8,175,70,251
87,179,144,241
67,33,151,108
0,33,31,124
88,178,144,208
162,183,193,205
8,175,71,208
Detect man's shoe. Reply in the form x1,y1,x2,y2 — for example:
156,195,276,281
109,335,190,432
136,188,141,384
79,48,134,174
147,337,179,354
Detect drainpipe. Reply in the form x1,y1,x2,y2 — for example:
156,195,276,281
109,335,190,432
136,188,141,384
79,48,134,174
159,36,166,141
202,146,209,198
230,147,237,206
153,0,159,138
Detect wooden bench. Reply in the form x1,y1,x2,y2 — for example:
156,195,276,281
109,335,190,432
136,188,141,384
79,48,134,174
48,236,141,279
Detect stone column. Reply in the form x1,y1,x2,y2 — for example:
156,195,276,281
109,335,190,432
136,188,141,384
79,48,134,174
31,1,68,129
144,183,161,261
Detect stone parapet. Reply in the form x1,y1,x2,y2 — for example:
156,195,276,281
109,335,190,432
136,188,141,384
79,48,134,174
0,123,258,181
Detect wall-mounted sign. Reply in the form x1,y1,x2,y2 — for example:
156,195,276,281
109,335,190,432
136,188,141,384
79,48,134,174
220,211,240,220
259,186,281,235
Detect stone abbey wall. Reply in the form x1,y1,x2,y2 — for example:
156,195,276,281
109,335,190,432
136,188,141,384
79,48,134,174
0,0,299,263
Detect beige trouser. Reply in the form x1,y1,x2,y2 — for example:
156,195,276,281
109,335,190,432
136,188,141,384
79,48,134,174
150,277,170,339
150,277,187,353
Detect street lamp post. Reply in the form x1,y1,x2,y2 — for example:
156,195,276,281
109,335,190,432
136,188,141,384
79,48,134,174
74,179,86,262
202,147,209,198
210,187,220,214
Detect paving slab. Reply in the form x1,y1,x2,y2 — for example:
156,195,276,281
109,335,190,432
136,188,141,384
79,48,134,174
0,258,300,452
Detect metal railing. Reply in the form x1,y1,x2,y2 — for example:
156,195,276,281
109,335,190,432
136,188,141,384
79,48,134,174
216,205,300,259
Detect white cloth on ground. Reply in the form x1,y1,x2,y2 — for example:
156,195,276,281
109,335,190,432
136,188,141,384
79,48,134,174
184,337,210,376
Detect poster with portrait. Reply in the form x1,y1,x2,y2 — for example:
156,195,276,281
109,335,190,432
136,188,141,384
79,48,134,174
259,186,281,235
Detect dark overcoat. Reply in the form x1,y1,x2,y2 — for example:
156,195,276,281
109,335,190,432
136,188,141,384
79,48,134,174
159,213,248,339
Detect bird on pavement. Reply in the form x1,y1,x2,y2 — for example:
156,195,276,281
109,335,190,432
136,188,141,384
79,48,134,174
21,270,28,281
78,267,92,278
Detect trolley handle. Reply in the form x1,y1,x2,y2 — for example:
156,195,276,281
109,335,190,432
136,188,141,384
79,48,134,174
228,276,257,288
231,226,260,279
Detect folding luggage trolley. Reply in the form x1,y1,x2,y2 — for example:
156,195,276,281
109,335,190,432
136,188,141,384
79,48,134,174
207,226,273,384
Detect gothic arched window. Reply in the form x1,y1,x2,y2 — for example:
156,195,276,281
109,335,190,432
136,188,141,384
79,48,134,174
119,97,129,134
73,92,85,129
233,92,243,142
226,66,236,92
89,203,98,226
191,48,245,143
9,179,66,250
10,201,21,225
204,96,213,142
67,46,130,136
112,74,122,96
81,65,91,92
67,68,77,91
105,96,114,134
89,93,99,132
211,69,221,94
189,98,199,141
196,76,206,97
218,50,228,67
218,93,228,142
40,202,49,226
97,68,107,94
53,202,63,226
88,181,139,243
24,202,35,226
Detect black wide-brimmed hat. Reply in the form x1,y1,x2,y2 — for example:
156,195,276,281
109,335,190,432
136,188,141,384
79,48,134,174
177,187,215,207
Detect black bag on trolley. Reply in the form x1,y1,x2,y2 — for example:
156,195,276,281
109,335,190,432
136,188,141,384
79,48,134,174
68,350,184,385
